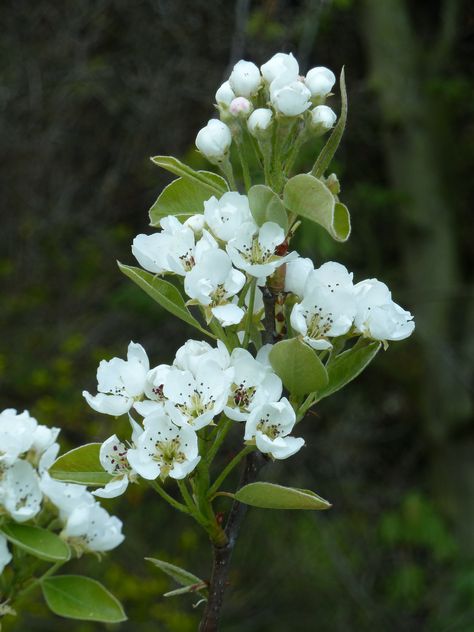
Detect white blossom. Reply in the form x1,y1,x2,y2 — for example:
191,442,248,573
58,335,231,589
0,409,37,466
227,221,295,278
284,257,314,297
225,348,282,421
174,339,230,374
92,432,140,499
305,66,336,98
196,119,232,162
127,411,200,480
247,108,274,137
261,52,299,84
62,501,124,552
40,473,93,519
82,342,150,416
215,80,235,106
184,214,206,234
310,105,337,135
229,60,262,97
244,398,304,459
0,460,42,523
0,534,12,575
354,279,415,342
163,360,233,430
204,192,255,242
270,77,312,116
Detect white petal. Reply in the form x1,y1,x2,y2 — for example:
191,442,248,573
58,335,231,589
211,304,245,326
82,391,132,416
92,476,129,499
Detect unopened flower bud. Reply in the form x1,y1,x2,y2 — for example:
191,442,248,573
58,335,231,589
271,80,312,117
184,214,206,234
229,60,262,97
305,66,336,99
215,81,235,107
261,52,299,84
195,119,232,162
310,105,337,135
229,97,253,118
247,108,273,137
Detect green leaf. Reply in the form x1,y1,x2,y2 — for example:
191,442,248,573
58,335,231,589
146,558,204,588
150,155,228,195
233,482,331,510
311,67,348,178
0,524,70,562
50,443,111,486
316,340,381,402
248,184,288,231
164,584,208,598
41,576,126,623
149,175,225,226
283,173,351,242
118,262,215,339
269,338,328,396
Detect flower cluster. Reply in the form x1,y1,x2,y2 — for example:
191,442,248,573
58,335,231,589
83,339,305,496
133,195,295,326
197,52,338,164
0,408,124,575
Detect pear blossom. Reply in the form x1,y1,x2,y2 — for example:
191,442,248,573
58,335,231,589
0,409,38,466
92,431,140,499
305,66,336,99
204,192,255,242
354,279,415,342
229,60,261,97
0,460,42,522
284,257,314,297
82,342,150,416
247,108,273,137
310,105,337,135
261,52,299,84
62,500,124,552
163,361,233,430
227,221,296,278
291,263,356,349
40,472,94,519
174,339,230,374
184,214,206,234
215,80,235,106
127,411,200,480
270,77,312,117
196,119,232,162
224,348,282,421
0,534,11,574
244,398,304,459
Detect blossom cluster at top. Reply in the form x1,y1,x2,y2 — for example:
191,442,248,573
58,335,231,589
0,408,124,575
196,52,338,163
83,340,304,498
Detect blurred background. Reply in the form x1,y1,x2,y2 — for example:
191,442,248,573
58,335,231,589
1,0,473,630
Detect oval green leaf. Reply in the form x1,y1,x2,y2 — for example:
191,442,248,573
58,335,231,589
234,482,331,510
50,443,111,486
269,338,328,396
150,155,228,196
0,524,70,562
316,340,381,402
283,173,351,242
118,262,215,339
42,575,127,623
248,184,288,231
311,67,348,178
149,175,225,226
146,557,203,588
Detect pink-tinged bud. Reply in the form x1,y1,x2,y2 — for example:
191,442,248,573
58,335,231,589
229,97,253,118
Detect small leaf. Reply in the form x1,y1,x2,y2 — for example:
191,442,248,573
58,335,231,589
311,67,348,178
118,263,215,339
233,482,331,510
149,175,225,226
283,173,350,242
50,444,111,487
146,558,204,588
269,338,328,396
316,340,381,402
164,583,208,598
248,184,288,231
0,524,70,562
41,576,126,623
150,155,228,195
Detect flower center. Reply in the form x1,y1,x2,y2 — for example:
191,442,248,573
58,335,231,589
231,383,256,410
304,306,334,339
256,420,281,440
